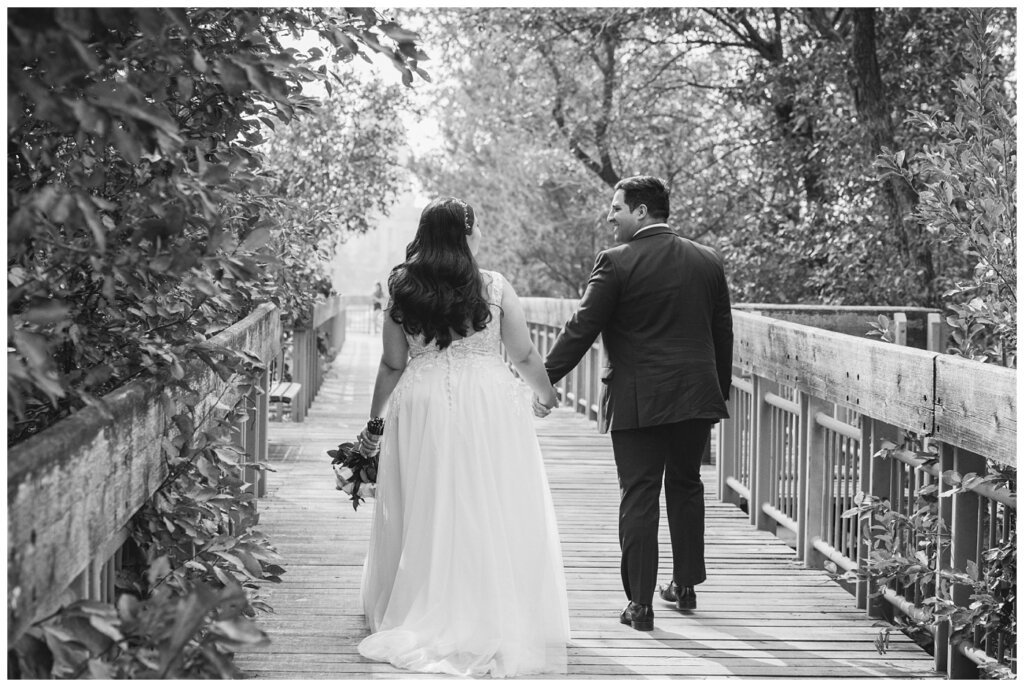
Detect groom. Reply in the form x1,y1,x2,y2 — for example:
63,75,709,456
541,175,733,631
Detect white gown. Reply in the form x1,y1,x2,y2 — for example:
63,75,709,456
358,270,570,677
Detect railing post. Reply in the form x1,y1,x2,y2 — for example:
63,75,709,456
932,442,955,674
801,393,831,568
866,418,899,621
586,345,597,423
750,374,777,532
595,342,607,429
719,389,740,507
892,312,908,347
292,328,314,422
947,447,986,679
334,303,347,356
577,345,589,415
256,366,270,497
855,419,872,610
926,312,943,353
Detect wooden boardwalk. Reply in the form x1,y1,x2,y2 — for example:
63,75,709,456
236,331,939,679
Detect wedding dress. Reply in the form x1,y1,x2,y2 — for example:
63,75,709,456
358,270,570,677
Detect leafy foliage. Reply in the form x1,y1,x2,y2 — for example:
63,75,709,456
878,9,1016,366
402,8,1013,307
846,12,1017,676
7,6,426,678
258,76,412,328
844,439,1016,677
8,6,425,444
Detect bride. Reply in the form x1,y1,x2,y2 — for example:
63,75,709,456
356,197,570,677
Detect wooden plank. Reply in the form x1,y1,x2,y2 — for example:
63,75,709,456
933,355,1016,465
234,331,938,680
7,303,281,644
732,312,936,432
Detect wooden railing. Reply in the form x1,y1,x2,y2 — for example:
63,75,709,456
520,298,606,426
722,311,1015,678
519,298,1016,679
7,304,281,645
271,296,346,422
341,294,377,335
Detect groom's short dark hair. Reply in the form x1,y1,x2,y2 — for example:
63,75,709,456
615,176,669,221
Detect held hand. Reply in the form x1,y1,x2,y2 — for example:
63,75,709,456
355,427,382,458
532,386,558,418
532,394,552,418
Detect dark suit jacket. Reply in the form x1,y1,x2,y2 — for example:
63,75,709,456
545,226,733,433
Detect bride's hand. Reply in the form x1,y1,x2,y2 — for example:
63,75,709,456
532,386,558,418
532,393,552,418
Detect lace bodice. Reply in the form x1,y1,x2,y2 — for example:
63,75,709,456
405,270,504,360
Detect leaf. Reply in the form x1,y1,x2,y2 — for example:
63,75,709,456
77,194,110,253
86,613,123,642
201,165,232,185
88,658,114,679
13,329,57,375
235,550,265,579
239,226,271,252
191,49,208,73
21,300,71,325
209,618,268,647
159,584,220,677
212,551,250,576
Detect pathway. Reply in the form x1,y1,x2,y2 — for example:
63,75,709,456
236,331,939,679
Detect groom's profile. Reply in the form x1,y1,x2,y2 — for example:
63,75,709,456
543,175,733,631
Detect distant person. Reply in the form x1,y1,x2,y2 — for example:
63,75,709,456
357,197,569,676
541,175,733,632
370,281,386,332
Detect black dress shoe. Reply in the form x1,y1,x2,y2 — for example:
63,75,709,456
678,585,697,610
659,581,697,610
619,601,654,631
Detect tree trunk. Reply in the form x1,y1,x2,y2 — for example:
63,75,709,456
848,8,935,302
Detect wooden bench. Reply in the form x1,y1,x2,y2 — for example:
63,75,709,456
269,381,302,421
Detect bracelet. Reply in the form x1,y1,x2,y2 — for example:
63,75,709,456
367,417,385,435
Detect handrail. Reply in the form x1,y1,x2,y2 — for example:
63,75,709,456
279,296,346,422
733,311,1015,465
735,303,941,314
723,310,1015,678
7,304,281,645
312,294,345,329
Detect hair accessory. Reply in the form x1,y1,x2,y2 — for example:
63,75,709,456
457,200,472,235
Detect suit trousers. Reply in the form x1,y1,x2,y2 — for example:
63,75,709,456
610,419,712,605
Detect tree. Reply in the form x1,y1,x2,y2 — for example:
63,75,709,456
879,9,1016,366
258,76,412,327
404,8,1010,307
7,7,426,441
404,7,759,295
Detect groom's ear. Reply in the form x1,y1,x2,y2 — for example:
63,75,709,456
636,204,648,219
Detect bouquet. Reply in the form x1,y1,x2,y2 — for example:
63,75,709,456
328,418,383,510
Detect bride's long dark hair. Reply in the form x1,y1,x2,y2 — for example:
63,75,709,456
387,197,492,349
